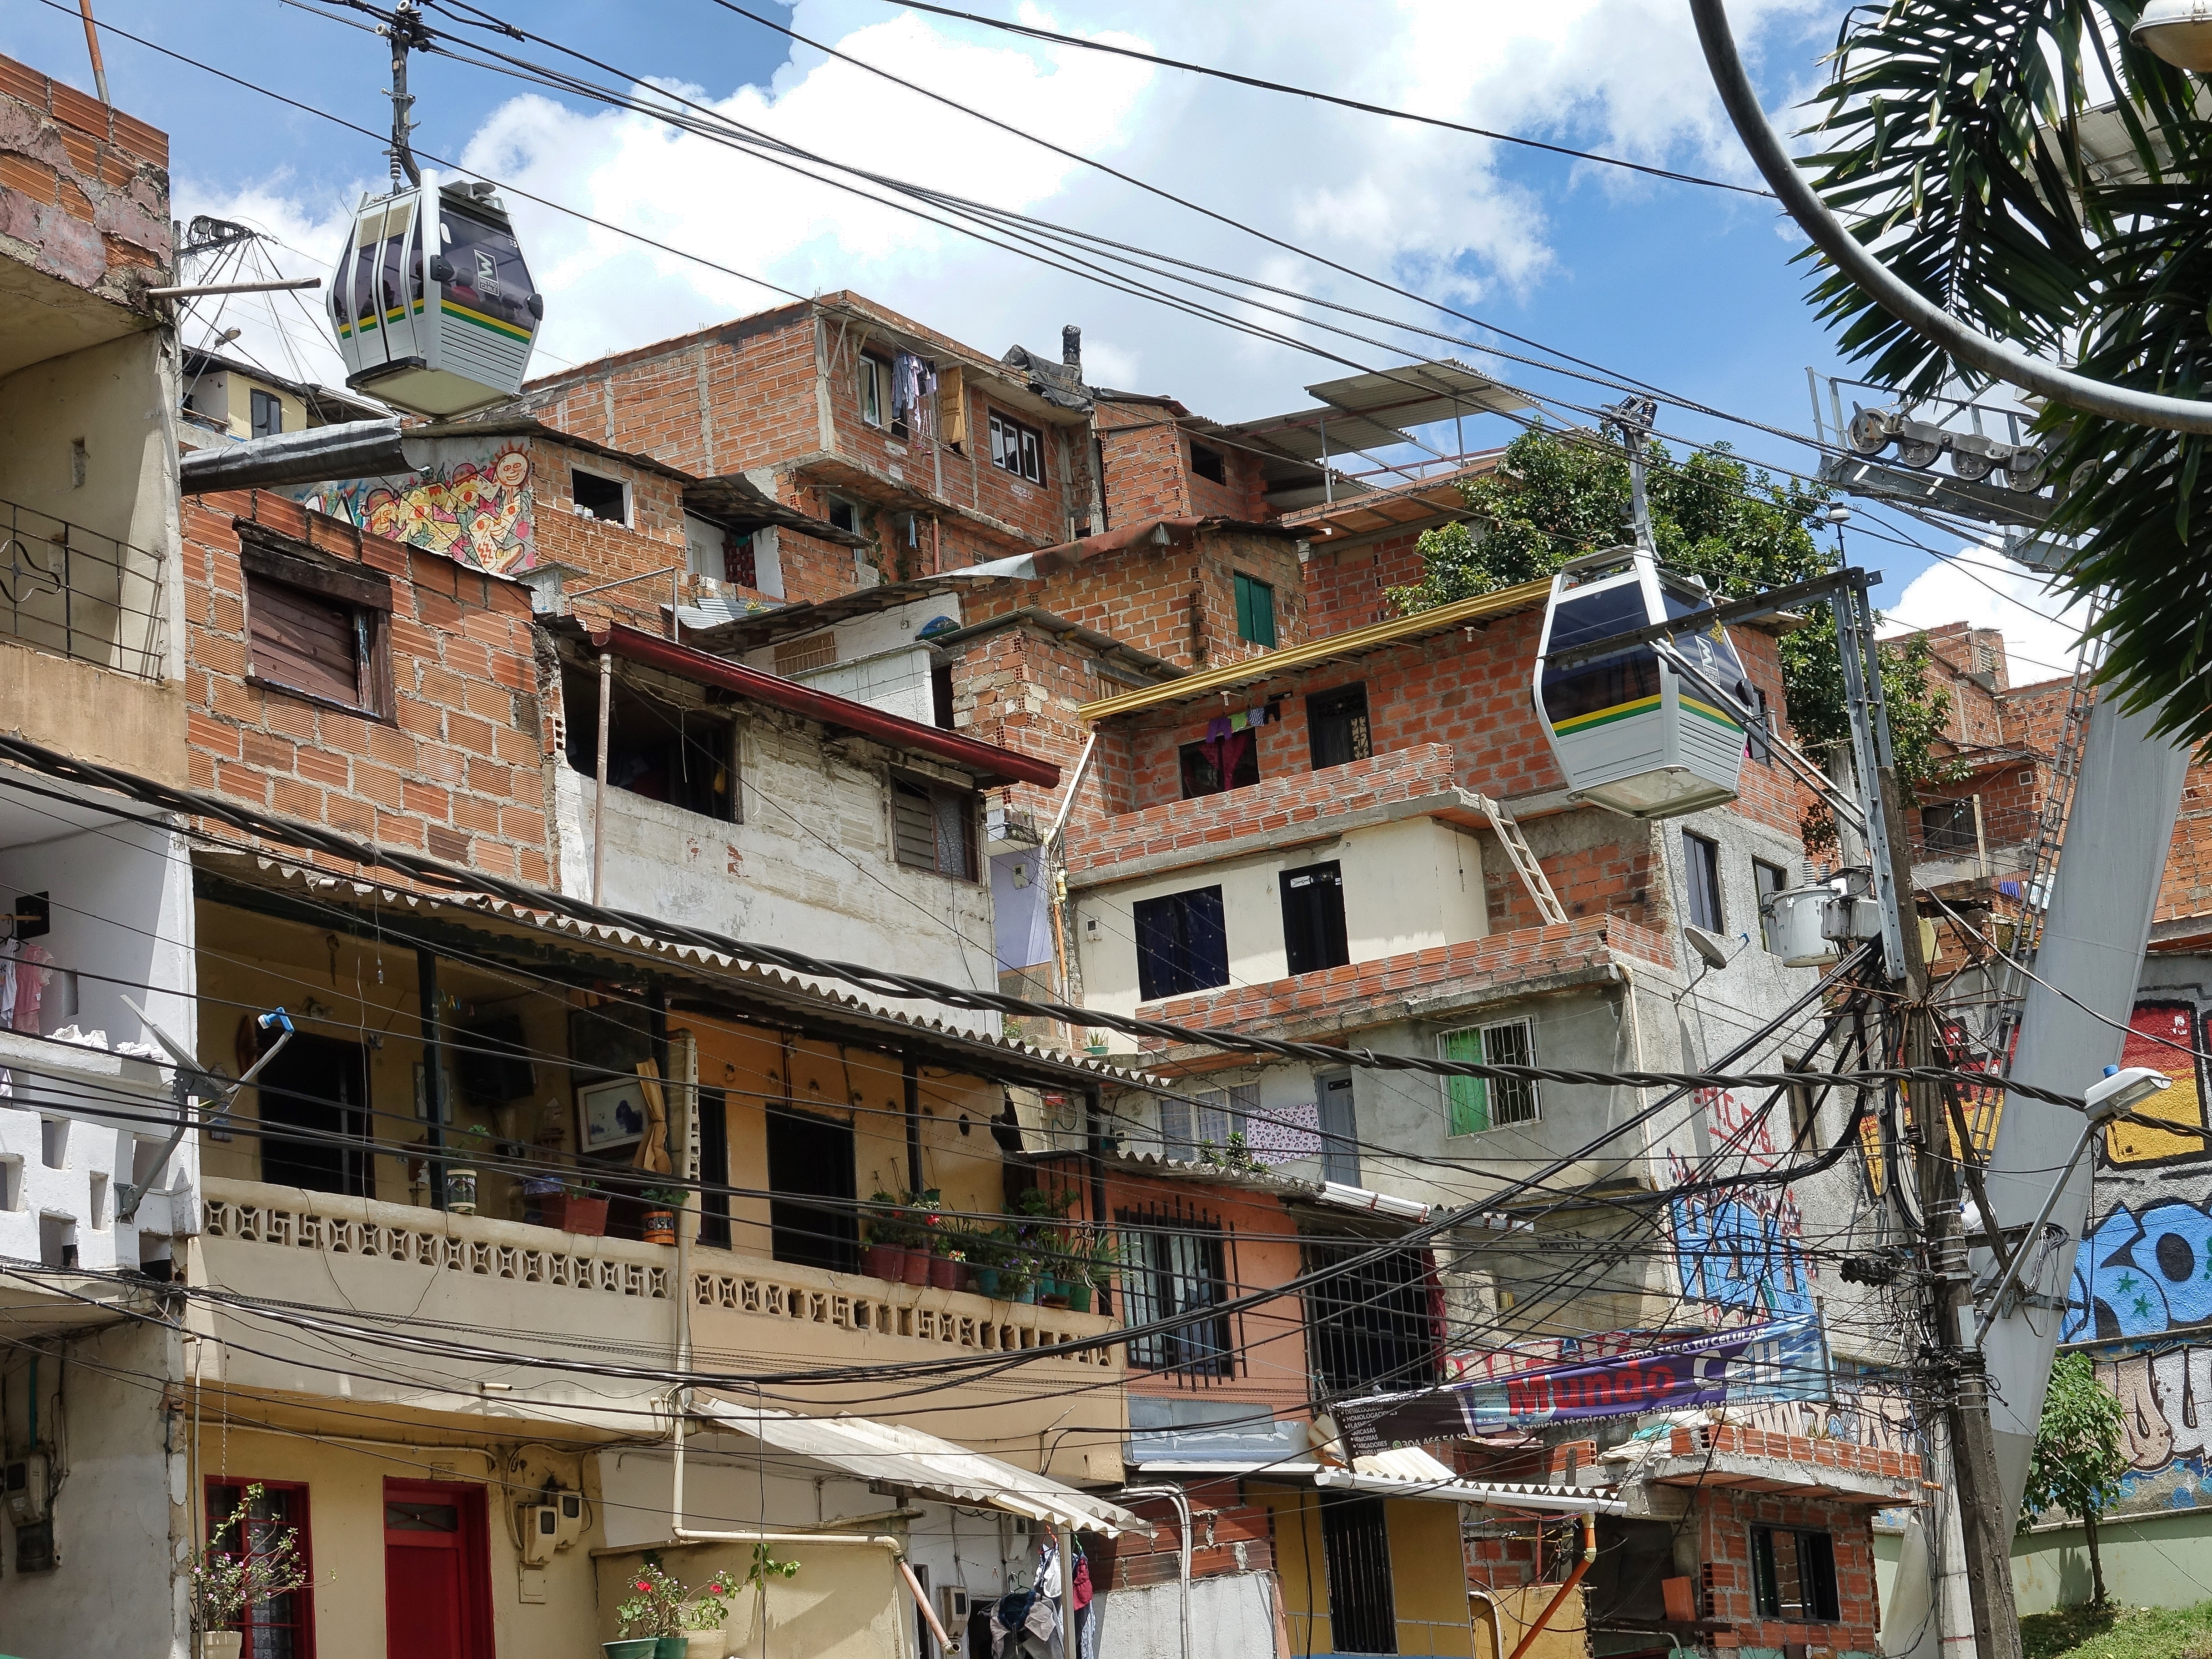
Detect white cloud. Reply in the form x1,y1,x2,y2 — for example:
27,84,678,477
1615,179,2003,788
170,0,1828,422
1880,548,2092,686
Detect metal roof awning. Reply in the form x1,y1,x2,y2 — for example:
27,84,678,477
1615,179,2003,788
696,1397,1147,1537
1199,1445,1623,1514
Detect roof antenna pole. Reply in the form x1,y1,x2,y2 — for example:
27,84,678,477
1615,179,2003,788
384,0,425,188
1607,396,1660,557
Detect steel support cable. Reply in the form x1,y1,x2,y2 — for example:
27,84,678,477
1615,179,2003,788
0,734,2081,1106
1689,0,2212,435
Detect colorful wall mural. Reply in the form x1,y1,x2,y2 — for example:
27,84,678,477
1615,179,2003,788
290,437,538,576
1665,1088,1820,1324
2065,981,2212,1514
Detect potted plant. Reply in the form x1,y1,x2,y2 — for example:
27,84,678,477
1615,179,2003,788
1069,1227,1116,1315
967,1228,1007,1298
543,1180,610,1237
612,1560,689,1659
679,1570,739,1659
862,1190,909,1282
191,1482,309,1659
901,1189,942,1286
638,1186,687,1245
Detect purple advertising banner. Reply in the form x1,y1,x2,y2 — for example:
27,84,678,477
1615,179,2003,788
1341,1317,1828,1455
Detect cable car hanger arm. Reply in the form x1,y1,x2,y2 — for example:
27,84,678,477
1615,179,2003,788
1689,0,2212,436
1542,566,1881,671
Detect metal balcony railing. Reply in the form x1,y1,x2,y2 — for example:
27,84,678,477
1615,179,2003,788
0,496,167,680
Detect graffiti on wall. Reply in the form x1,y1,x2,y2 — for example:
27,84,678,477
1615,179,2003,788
1665,1090,1819,1325
2066,1001,2212,1343
292,441,537,575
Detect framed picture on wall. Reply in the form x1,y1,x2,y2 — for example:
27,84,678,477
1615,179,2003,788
577,1074,650,1153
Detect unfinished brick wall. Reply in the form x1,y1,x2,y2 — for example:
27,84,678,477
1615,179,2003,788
0,52,171,300
1302,527,1430,638
1693,1482,1884,1654
1096,401,1192,524
1110,1480,1277,1589
183,491,551,884
945,623,1104,832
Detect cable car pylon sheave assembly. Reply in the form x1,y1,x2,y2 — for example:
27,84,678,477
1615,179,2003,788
329,0,543,416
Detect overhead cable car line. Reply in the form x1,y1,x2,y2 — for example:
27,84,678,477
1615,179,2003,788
868,0,1777,200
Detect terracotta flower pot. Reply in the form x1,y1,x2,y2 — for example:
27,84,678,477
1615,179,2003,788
542,1195,609,1236
641,1209,677,1245
864,1243,906,1282
929,1253,960,1291
900,1248,931,1286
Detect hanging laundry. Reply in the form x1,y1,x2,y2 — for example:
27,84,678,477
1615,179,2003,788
11,940,53,1035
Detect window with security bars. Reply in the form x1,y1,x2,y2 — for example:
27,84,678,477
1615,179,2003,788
205,1479,316,1658
1750,1526,1840,1622
1439,1020,1538,1134
1159,1083,1256,1160
1117,1205,1232,1376
891,776,977,880
1302,1240,1440,1398
1920,798,1977,855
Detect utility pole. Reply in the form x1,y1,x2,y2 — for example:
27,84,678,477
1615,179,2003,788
1873,744,2022,1659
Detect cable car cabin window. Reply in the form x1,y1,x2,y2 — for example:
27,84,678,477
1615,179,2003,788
571,468,628,524
1440,1018,1538,1134
1539,582,1660,729
891,777,977,880
989,410,1045,483
1134,886,1229,1002
1660,573,1753,718
1281,860,1350,976
437,201,539,338
1921,799,1977,855
859,354,888,428
345,198,420,332
1308,685,1372,769
1232,572,1277,647
250,388,284,440
1179,733,1261,799
1189,440,1227,484
1683,831,1723,932
561,667,737,822
241,544,393,719
1750,1526,1840,1623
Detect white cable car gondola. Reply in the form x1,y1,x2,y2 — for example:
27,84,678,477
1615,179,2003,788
330,173,541,417
1533,547,1754,819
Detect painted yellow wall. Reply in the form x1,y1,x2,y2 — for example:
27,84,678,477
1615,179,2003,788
596,1543,905,1659
187,367,309,441
193,1424,603,1659
1252,1487,1478,1659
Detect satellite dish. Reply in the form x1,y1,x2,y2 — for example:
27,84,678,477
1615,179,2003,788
1684,925,1733,970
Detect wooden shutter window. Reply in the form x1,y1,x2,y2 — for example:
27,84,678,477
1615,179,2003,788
248,573,362,707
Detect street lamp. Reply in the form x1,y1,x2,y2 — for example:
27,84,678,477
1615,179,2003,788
2134,1,2212,73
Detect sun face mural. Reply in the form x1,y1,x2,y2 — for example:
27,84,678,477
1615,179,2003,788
292,439,538,576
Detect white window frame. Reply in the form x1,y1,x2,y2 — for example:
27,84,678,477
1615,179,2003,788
1158,1083,1256,1160
570,466,630,527
988,410,1045,484
860,355,888,428
1438,1017,1540,1135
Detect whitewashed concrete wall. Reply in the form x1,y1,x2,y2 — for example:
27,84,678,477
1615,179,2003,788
1101,1571,1282,1659
552,715,1000,1034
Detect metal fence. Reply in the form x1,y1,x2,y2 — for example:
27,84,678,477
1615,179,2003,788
0,496,167,679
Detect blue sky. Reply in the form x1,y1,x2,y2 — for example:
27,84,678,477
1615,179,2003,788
13,0,2084,671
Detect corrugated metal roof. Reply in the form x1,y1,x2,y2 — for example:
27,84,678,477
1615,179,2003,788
1076,579,1551,723
696,1397,1147,1536
195,851,1168,1095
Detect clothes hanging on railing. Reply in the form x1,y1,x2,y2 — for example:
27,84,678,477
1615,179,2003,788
893,351,939,437
987,1538,1064,1658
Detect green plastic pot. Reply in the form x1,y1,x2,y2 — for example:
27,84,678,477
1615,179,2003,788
656,1639,690,1659
603,1642,659,1659
1066,1281,1094,1313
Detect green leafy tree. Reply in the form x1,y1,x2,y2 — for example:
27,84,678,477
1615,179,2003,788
1389,426,1959,838
2021,1352,2129,1606
1801,1,2212,746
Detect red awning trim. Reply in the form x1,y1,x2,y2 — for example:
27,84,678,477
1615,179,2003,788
583,622,1061,789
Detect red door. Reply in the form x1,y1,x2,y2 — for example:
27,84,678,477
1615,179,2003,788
384,1479,494,1659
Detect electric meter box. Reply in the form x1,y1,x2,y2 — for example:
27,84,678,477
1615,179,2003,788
1764,888,1840,969
553,1490,584,1551
4,1452,49,1525
518,1503,558,1567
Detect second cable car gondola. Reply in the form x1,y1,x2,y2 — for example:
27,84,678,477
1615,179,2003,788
1532,547,1753,819
330,173,542,417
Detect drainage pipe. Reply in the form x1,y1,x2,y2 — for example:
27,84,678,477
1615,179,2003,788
1468,1587,1508,1659
1116,1483,1191,1659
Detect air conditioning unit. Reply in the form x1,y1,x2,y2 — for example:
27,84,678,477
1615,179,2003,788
518,1503,558,1567
939,1584,970,1627
4,1453,49,1525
